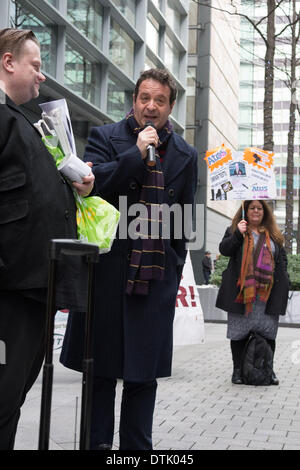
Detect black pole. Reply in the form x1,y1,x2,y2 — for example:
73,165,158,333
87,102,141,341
38,258,56,450
38,239,99,451
79,258,96,450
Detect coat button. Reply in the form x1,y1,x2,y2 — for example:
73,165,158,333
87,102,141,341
130,181,137,190
65,210,69,220
168,188,175,197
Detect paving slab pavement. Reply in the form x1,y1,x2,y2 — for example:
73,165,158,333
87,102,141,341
15,323,300,450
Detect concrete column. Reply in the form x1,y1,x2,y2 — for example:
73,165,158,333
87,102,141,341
56,25,66,83
102,6,111,57
134,0,147,79
0,0,10,29
100,63,108,113
57,0,67,16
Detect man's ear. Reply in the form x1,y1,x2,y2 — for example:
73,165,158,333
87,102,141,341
170,100,176,113
2,53,15,73
132,93,136,111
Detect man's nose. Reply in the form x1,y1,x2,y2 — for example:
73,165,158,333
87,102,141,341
146,99,156,110
39,72,46,82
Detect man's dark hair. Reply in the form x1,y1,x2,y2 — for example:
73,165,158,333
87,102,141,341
134,68,177,105
0,28,39,59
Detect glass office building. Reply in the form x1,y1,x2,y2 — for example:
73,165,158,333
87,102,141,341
0,0,189,151
186,1,241,283
239,0,300,238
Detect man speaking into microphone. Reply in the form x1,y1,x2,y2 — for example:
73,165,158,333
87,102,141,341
144,121,156,166
61,68,198,450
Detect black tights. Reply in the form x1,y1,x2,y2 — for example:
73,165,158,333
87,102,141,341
230,337,276,369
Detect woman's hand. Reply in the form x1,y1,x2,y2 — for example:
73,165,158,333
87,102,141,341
237,219,247,235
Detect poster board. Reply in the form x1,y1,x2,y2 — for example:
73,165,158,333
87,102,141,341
173,251,205,346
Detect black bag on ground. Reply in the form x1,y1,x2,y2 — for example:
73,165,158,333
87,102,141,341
241,332,273,386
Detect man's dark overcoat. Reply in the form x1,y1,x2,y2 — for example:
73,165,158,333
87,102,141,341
0,97,85,307
216,227,289,316
61,118,198,382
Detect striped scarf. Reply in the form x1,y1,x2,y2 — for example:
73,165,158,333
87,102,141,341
235,229,274,314
126,111,172,295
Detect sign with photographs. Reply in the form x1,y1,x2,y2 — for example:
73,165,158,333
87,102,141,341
205,145,276,201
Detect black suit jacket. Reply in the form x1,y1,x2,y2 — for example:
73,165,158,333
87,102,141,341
216,227,290,316
0,96,86,308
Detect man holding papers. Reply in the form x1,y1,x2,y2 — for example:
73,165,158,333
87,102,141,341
0,28,93,449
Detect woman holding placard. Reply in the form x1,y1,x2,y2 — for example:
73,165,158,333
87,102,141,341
216,200,289,385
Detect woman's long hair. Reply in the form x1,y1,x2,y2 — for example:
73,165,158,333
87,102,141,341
231,200,284,246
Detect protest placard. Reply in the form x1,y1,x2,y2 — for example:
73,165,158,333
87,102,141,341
205,145,276,201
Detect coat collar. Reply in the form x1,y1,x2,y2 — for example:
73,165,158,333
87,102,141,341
5,95,42,137
161,133,194,186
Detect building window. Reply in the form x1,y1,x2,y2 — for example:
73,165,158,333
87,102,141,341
151,0,162,10
110,19,134,78
166,0,181,37
107,74,126,122
145,55,163,70
239,106,253,124
9,1,57,77
165,33,180,78
185,129,195,147
239,128,253,149
64,40,97,104
111,0,136,25
47,0,57,6
186,67,196,126
67,0,103,49
188,28,197,54
146,13,160,57
189,1,198,26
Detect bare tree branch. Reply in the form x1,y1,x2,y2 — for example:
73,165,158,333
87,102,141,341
191,0,297,46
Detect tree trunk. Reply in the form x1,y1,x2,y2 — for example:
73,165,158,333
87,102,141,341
263,0,276,152
285,0,297,253
298,172,300,252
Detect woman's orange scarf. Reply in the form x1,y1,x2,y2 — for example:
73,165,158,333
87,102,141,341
235,229,274,315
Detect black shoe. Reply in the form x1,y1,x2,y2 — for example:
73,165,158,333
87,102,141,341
232,369,243,384
270,372,279,385
96,443,112,450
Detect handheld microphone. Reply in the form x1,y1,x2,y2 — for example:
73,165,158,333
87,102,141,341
145,121,156,167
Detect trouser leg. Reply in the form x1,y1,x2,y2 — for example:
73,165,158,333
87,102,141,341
266,339,276,373
0,291,46,450
266,339,276,354
90,377,117,449
203,271,210,285
230,338,248,369
119,379,158,450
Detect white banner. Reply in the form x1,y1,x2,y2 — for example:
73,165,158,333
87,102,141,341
173,251,205,346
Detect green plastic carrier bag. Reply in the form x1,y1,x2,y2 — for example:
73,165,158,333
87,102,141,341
74,192,120,254
42,135,120,253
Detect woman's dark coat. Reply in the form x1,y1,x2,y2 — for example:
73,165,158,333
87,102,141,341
60,118,198,382
215,227,289,316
